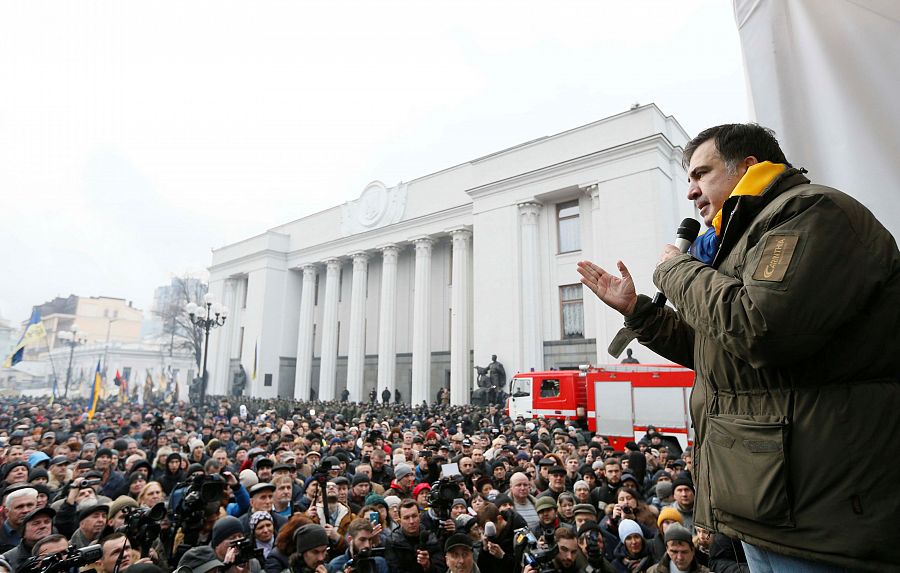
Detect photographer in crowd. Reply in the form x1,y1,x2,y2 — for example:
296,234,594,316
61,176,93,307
326,518,386,573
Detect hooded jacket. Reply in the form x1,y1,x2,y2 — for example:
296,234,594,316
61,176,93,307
626,169,900,571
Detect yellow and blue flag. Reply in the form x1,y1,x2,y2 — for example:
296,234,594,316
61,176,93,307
3,310,46,368
88,360,102,420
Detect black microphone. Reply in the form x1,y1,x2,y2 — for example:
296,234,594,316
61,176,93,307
652,217,701,307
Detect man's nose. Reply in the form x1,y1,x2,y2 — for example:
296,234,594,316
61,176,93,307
686,184,701,201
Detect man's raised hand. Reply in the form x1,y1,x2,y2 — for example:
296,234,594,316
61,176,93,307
576,260,638,316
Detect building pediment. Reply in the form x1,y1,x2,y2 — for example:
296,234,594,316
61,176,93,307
341,180,407,236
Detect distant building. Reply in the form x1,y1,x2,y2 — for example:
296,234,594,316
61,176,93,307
26,295,143,358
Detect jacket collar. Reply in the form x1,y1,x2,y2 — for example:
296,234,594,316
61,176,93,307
712,168,810,268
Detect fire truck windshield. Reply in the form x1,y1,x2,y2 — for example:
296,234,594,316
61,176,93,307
510,377,531,397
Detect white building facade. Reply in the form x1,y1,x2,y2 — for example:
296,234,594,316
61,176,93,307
206,105,694,404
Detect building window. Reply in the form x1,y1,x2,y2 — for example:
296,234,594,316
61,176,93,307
557,200,581,253
559,284,584,339
238,327,245,359
314,275,320,306
241,280,248,309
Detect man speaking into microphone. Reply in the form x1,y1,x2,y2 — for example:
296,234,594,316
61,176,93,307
577,123,900,573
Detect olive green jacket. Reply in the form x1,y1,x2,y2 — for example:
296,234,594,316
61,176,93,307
625,169,900,571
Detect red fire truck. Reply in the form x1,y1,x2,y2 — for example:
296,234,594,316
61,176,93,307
506,364,695,452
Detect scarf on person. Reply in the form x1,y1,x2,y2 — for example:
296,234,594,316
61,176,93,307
690,161,787,264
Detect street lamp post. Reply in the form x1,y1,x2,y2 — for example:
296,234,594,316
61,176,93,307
57,326,87,398
186,294,227,406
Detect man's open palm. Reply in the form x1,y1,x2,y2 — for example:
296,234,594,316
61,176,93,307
577,260,638,315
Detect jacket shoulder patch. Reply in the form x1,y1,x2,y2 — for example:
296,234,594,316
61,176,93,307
752,234,799,282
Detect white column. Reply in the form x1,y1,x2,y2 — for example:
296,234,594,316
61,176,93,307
294,265,317,400
410,237,433,405
519,202,544,372
376,245,400,396
450,229,472,405
587,185,611,363
318,259,341,401
346,252,369,402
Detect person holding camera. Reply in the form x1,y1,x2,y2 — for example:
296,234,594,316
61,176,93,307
211,516,261,573
325,518,387,573
97,532,155,573
522,528,581,573
600,488,656,542
576,522,616,573
385,500,445,573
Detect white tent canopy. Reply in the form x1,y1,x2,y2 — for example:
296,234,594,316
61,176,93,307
734,0,900,239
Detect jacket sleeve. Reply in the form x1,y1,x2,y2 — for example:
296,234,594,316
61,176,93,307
227,484,250,517
654,194,888,369
624,295,695,370
55,500,78,539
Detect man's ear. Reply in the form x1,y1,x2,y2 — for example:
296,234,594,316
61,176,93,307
739,155,760,175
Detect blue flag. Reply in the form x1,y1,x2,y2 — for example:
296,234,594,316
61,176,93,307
4,310,46,368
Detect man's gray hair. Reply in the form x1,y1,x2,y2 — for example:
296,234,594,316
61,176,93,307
5,487,37,508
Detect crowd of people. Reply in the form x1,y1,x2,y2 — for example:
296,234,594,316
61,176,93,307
0,394,752,573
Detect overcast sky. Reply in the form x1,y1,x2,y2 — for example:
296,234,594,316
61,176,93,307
0,0,748,324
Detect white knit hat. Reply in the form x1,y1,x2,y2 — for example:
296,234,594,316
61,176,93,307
618,519,644,544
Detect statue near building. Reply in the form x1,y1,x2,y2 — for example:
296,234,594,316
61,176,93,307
621,348,640,364
473,354,506,405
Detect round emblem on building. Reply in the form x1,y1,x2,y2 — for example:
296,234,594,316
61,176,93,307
357,182,389,227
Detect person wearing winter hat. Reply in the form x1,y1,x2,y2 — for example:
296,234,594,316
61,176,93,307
649,507,684,562
645,523,709,573
668,478,695,530
239,468,259,490
211,515,257,570
611,519,655,573
1,506,54,572
385,464,414,499
412,483,431,510
249,511,275,559
572,503,597,532
443,533,476,573
106,495,139,531
72,500,109,548
294,524,329,572
651,481,674,510
178,546,224,573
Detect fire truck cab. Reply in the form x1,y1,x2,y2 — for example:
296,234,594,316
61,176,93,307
507,364,695,452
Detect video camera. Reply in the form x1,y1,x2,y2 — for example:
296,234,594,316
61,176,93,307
514,527,558,573
119,502,166,557
20,544,103,573
229,537,263,566
428,475,462,520
169,473,227,560
345,547,385,573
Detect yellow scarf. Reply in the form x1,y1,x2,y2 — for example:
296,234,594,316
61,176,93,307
711,161,787,235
